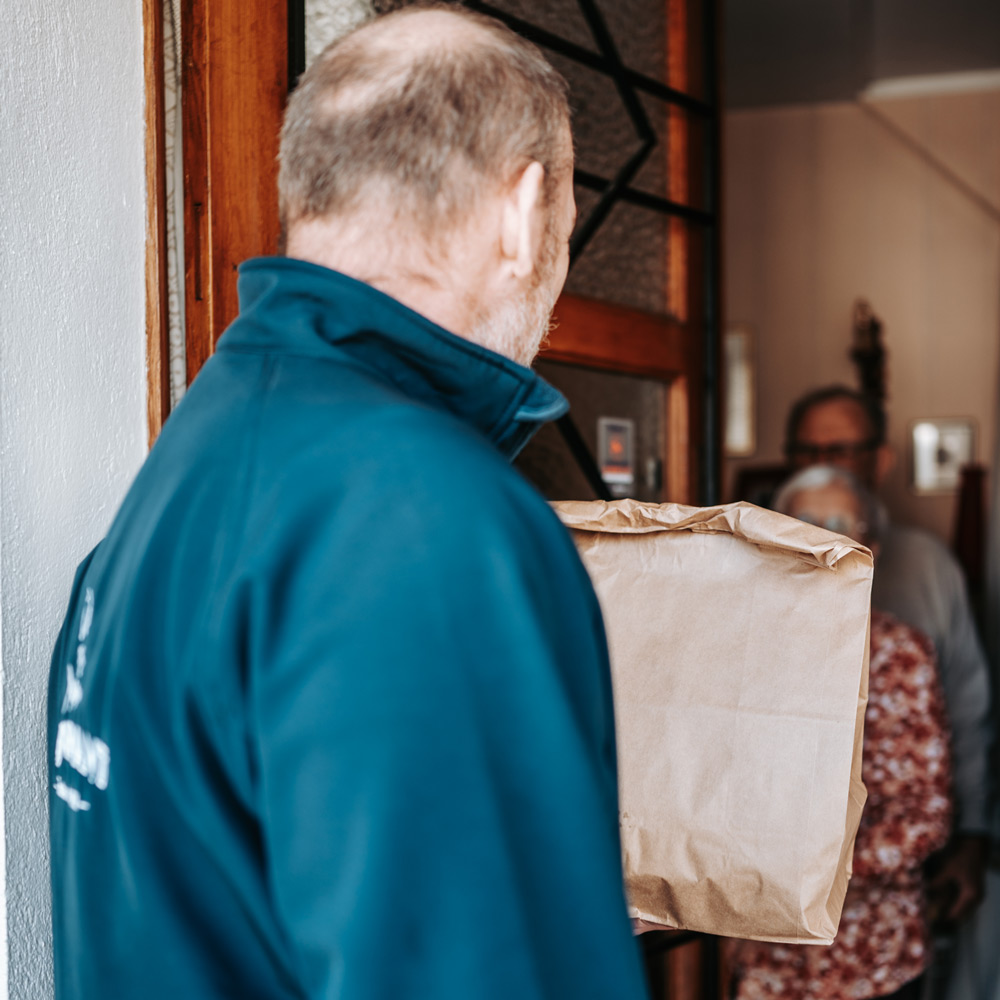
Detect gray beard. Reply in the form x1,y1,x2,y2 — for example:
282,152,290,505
469,281,559,368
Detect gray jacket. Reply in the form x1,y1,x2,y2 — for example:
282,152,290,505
872,521,992,834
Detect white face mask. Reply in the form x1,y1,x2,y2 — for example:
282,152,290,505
794,510,868,540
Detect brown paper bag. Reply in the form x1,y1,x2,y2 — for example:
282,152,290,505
555,499,872,944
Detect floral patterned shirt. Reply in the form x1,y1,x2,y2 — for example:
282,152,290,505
730,610,953,1000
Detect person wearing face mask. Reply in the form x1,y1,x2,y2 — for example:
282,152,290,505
785,387,991,929
730,464,953,1000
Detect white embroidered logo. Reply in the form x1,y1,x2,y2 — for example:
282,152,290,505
52,777,92,813
62,665,84,713
54,720,110,791
54,587,112,814
61,587,95,714
78,587,95,643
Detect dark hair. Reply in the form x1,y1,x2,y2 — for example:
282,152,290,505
784,385,887,456
278,2,570,236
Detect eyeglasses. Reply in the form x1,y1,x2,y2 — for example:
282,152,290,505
788,440,879,463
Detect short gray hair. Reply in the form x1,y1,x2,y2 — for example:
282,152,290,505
773,465,886,543
278,3,571,238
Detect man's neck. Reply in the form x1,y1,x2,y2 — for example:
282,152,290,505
286,220,481,340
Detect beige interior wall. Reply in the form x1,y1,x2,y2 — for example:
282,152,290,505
724,89,1000,542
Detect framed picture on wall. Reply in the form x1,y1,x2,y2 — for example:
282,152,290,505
911,418,976,494
723,325,756,457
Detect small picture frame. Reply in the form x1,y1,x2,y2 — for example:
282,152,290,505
598,416,635,497
723,325,756,457
911,418,976,494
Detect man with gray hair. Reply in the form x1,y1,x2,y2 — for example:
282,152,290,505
47,6,649,998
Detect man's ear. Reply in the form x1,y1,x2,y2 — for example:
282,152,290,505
874,443,895,488
499,161,545,280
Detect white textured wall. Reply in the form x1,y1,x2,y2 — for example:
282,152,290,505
0,1,147,997
725,91,1000,541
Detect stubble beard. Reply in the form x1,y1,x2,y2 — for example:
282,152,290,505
469,230,563,368
470,281,559,368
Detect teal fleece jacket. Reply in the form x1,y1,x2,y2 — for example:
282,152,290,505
48,257,648,1000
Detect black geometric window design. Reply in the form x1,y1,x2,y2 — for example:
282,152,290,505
464,0,715,262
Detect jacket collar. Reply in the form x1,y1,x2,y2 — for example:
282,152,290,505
219,257,567,460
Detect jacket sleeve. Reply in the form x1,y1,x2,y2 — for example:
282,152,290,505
246,441,647,1000
935,558,992,833
873,527,991,834
851,619,953,880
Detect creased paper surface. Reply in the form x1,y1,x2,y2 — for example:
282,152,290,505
555,499,872,944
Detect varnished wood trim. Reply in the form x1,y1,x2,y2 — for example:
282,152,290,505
144,0,170,445
181,0,210,383
181,0,288,385
541,293,694,503
666,0,689,322
543,293,688,378
667,938,703,1000
666,375,690,503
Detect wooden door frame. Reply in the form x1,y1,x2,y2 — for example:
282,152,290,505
180,0,289,384
144,0,289,442
144,0,170,445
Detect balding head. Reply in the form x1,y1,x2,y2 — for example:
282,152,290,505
278,3,571,240
276,3,577,367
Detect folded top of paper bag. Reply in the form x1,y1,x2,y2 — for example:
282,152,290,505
556,498,871,572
